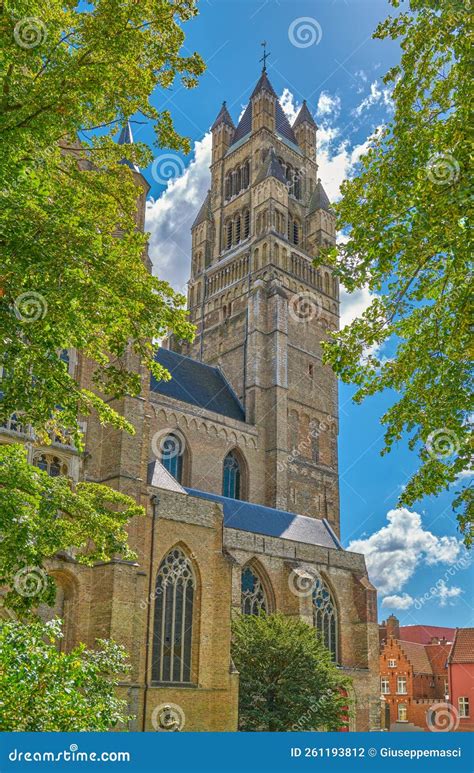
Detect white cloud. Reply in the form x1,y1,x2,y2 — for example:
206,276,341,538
316,91,341,119
145,133,212,291
279,87,300,124
340,285,373,328
437,581,463,607
347,507,463,596
382,593,414,610
353,80,393,117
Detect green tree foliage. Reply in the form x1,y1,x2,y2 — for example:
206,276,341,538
0,443,143,616
0,618,131,731
0,0,204,444
320,0,472,543
232,613,350,732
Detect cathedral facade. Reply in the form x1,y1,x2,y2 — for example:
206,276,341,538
2,69,380,731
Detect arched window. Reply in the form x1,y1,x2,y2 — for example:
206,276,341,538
34,454,66,477
235,167,242,193
243,209,250,239
152,547,196,683
242,160,250,189
234,214,241,244
160,433,183,483
293,219,300,245
225,174,232,200
312,575,338,661
222,451,241,499
241,565,268,615
226,220,233,250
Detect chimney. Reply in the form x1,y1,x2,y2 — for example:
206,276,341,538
431,636,440,645
386,614,400,639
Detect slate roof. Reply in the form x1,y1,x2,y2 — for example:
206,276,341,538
255,147,287,186
230,70,298,148
150,348,245,422
293,100,317,129
308,178,332,213
212,101,235,131
117,121,140,173
448,628,474,664
147,460,187,493
185,488,342,549
399,625,455,645
192,190,212,229
397,640,433,674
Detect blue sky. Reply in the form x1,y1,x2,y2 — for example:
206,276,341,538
133,0,472,628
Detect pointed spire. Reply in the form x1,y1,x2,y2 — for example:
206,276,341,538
211,101,234,131
118,120,135,145
251,69,278,100
117,120,140,173
255,147,287,186
192,190,213,229
293,100,317,129
309,178,332,213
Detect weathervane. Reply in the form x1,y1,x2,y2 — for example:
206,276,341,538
260,40,270,71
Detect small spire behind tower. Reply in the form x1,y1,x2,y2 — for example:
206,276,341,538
116,120,140,173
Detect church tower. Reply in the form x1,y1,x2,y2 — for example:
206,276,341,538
184,68,340,533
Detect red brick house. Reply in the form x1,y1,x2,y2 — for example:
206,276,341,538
379,615,453,731
447,628,474,731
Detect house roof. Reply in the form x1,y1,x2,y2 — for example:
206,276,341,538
448,628,474,664
230,71,298,148
150,348,245,422
397,640,433,674
255,147,287,186
399,625,456,645
185,488,342,549
293,100,317,129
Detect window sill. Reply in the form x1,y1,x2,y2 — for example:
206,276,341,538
150,682,198,689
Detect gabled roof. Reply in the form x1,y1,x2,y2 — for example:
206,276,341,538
255,147,287,186
293,100,317,129
211,101,235,131
448,628,474,664
185,488,342,549
399,625,455,645
150,348,245,422
230,70,298,148
117,121,140,173
192,190,212,229
397,640,433,674
308,178,332,213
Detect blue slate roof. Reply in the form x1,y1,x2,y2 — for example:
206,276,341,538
150,348,245,422
185,488,342,549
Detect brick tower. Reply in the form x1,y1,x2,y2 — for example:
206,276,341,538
184,68,340,530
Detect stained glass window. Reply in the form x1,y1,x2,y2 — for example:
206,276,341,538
241,566,267,615
312,575,338,661
222,451,241,499
152,548,195,684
